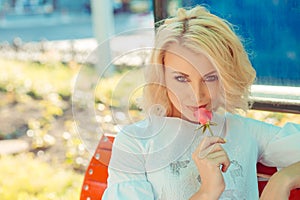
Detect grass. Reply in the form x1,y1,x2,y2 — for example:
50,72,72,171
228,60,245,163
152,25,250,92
0,57,144,199
0,153,83,200
0,59,76,99
95,67,144,108
0,58,85,199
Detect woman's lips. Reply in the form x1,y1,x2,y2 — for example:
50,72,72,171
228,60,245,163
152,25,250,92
187,104,208,113
198,104,207,108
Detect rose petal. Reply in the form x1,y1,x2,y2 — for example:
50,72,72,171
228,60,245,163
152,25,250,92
194,107,212,125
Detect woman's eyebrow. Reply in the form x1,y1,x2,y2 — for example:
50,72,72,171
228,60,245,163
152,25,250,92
172,71,189,77
171,70,217,77
203,70,217,77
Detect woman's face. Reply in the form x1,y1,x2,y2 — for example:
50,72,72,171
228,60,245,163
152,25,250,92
164,43,221,123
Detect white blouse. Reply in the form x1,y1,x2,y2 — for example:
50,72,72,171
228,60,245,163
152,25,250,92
102,113,300,200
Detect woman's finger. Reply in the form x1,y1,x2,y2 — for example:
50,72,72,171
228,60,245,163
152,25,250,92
198,143,224,159
205,149,227,160
203,149,231,172
196,136,226,152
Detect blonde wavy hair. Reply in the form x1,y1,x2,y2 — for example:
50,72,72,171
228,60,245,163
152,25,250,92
142,5,256,116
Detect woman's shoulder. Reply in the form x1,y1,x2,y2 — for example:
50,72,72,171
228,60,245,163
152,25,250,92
225,112,281,134
114,115,179,141
226,112,273,126
120,115,190,135
113,115,197,151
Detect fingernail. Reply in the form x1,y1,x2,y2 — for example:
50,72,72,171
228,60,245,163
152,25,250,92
223,138,227,143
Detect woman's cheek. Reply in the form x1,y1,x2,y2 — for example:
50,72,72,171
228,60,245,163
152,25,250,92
211,90,223,109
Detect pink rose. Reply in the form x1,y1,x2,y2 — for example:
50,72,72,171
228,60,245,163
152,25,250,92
194,107,216,136
194,107,212,125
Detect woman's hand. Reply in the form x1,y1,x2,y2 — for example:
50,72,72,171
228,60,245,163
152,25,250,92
260,161,300,200
190,136,230,200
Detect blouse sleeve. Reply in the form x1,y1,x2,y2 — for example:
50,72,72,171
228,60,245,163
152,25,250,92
259,122,300,168
102,169,155,200
102,125,155,200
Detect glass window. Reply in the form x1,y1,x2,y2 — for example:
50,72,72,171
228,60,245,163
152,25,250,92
154,0,300,87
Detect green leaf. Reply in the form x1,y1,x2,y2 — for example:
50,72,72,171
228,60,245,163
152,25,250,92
202,125,207,134
208,125,214,136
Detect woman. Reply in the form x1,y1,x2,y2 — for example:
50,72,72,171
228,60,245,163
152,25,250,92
103,5,300,199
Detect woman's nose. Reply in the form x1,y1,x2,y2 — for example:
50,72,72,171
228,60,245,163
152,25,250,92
191,81,209,104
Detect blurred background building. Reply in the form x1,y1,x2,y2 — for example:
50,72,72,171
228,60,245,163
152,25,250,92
0,0,155,68
0,0,154,42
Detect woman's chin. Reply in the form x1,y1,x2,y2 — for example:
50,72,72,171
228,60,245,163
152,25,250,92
181,114,199,124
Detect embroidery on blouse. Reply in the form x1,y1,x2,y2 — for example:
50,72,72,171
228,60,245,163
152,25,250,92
221,189,244,200
169,160,190,176
196,174,201,183
229,160,243,184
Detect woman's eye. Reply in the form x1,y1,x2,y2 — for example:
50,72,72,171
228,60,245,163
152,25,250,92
175,75,189,82
204,75,218,82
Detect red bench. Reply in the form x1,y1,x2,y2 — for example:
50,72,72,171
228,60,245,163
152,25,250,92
80,135,300,200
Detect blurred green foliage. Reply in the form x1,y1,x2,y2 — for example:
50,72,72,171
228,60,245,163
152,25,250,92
0,153,83,200
0,59,73,99
246,109,300,127
0,58,144,199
